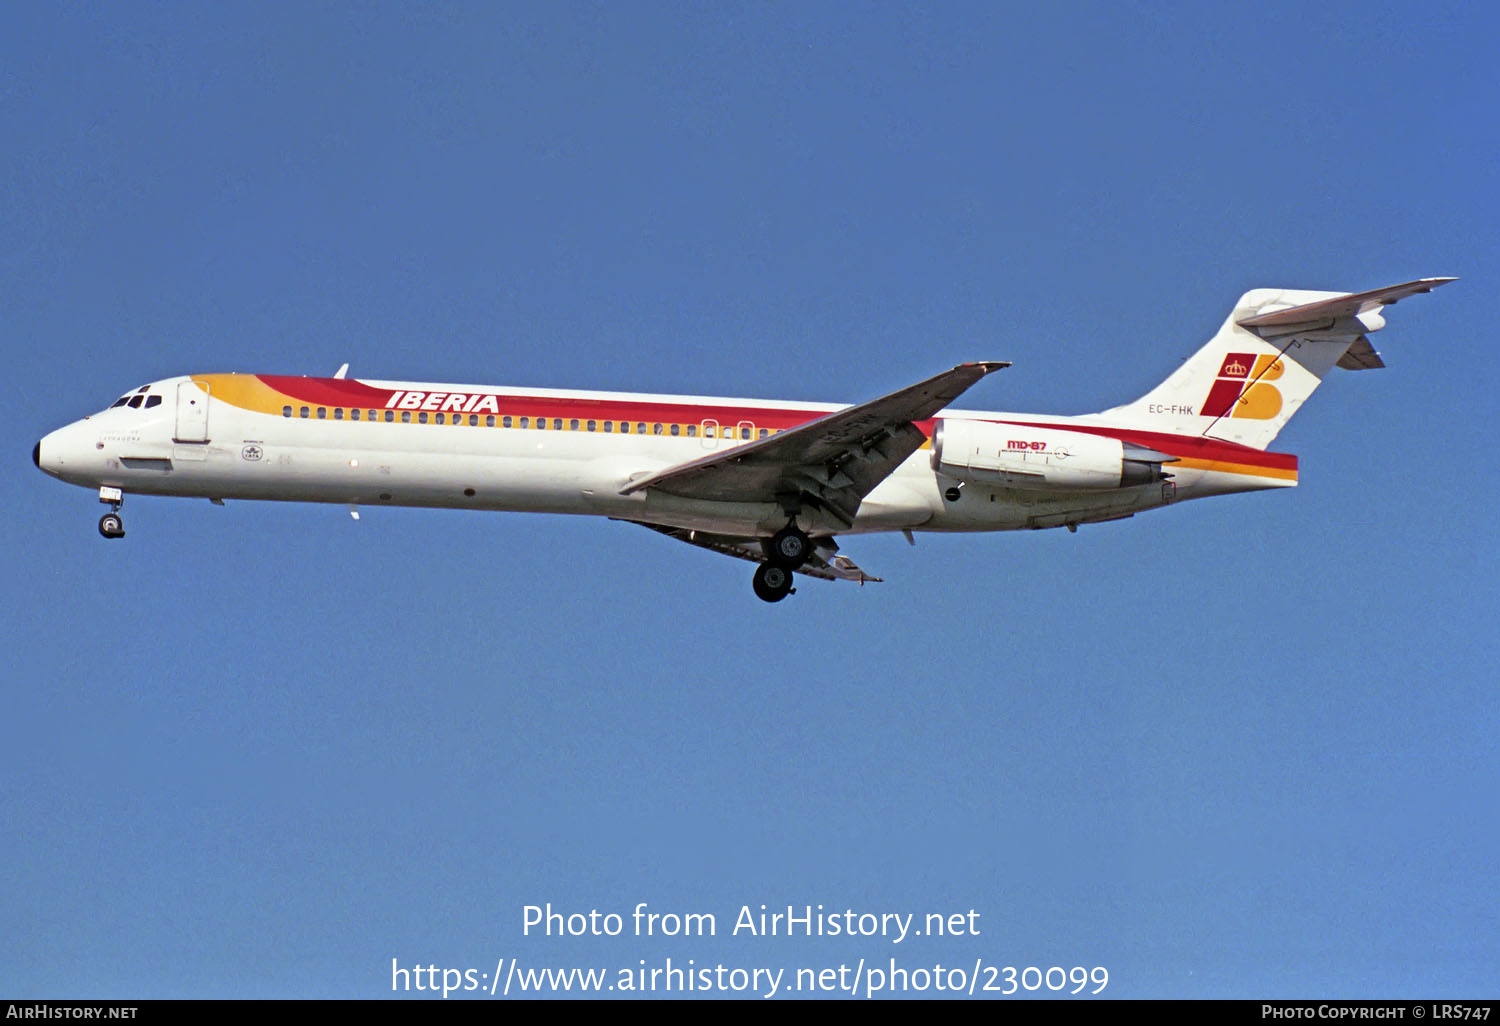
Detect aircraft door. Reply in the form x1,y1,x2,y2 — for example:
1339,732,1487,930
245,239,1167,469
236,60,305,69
175,380,210,442
700,419,719,449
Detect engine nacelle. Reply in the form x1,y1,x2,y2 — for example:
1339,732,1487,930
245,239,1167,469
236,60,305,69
931,420,1171,491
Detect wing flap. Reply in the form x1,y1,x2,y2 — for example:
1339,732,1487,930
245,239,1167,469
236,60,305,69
623,521,881,582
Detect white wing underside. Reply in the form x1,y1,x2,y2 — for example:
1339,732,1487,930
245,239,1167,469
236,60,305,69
618,362,1008,583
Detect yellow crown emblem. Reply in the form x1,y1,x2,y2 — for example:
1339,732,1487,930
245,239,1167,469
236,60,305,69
1223,359,1248,377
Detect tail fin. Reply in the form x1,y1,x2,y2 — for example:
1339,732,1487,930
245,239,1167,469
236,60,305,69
1102,278,1454,449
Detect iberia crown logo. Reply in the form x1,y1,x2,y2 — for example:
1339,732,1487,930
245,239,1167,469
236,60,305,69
1201,353,1284,419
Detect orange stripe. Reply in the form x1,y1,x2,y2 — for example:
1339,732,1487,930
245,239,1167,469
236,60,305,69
1170,456,1297,481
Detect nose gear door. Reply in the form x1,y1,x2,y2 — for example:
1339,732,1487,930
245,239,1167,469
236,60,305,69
174,380,209,442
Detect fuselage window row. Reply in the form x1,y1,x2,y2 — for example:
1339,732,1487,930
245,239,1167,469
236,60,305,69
275,405,781,439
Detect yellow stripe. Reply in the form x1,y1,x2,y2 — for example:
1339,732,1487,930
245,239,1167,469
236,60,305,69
193,374,292,416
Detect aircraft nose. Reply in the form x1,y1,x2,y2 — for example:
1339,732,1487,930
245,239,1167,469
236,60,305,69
34,429,67,478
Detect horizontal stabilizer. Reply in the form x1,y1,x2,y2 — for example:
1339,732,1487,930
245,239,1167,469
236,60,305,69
1238,277,1455,330
1103,277,1452,450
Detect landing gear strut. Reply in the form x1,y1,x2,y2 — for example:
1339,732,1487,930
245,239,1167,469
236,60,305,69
98,486,124,539
752,563,795,603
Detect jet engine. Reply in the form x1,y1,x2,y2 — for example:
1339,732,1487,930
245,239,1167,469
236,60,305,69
931,419,1174,491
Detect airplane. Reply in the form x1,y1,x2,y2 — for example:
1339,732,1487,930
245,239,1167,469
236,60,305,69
34,278,1452,602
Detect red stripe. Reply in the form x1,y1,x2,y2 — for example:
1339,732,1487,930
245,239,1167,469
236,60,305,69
258,376,394,405
254,377,1296,471
257,377,831,429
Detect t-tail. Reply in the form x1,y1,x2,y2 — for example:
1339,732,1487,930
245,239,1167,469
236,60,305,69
1102,278,1455,450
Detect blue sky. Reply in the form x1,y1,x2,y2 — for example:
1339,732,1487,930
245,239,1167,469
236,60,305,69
4,0,1496,999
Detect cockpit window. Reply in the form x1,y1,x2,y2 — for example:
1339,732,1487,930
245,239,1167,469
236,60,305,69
109,388,162,410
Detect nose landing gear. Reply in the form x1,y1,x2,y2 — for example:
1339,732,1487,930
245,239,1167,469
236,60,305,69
98,486,125,539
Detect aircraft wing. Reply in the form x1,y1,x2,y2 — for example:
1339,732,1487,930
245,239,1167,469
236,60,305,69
619,362,1008,527
622,521,882,583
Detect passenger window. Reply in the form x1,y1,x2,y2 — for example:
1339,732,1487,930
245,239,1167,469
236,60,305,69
503,416,512,428
418,412,428,424
536,417,546,430
619,422,629,434
282,406,292,417
552,419,562,430
603,421,612,433
653,423,663,435
587,420,596,432
741,427,751,439
384,410,395,422
470,414,479,426
334,408,344,420
401,411,411,423
670,424,680,436
686,425,697,437
351,409,360,421
369,410,378,421
637,423,647,434
486,415,495,427
570,419,580,431
300,406,310,418
434,413,444,424
317,407,327,419
520,417,529,429
127,395,143,408
758,428,768,439
145,395,162,409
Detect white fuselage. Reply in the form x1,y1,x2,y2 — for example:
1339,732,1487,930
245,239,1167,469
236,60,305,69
35,373,1289,540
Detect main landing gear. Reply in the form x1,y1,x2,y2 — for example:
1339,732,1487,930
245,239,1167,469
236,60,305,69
98,486,125,539
752,563,794,603
768,525,812,569
751,524,813,603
